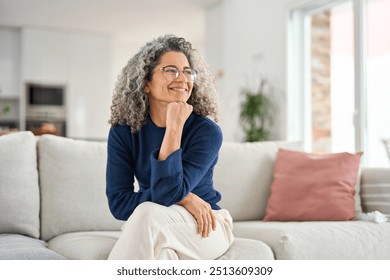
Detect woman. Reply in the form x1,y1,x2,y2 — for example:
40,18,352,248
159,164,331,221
106,34,234,260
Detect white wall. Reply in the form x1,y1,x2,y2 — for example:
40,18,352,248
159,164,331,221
21,27,112,139
0,27,20,98
205,0,308,142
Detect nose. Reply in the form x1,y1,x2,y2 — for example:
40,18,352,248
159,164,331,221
175,70,188,82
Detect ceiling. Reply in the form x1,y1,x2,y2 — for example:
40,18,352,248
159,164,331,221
0,0,221,44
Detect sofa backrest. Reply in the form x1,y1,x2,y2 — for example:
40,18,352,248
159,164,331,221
214,141,302,221
0,131,40,238
38,135,123,241
4,131,387,241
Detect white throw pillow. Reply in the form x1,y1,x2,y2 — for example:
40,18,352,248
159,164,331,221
0,132,40,238
38,135,123,241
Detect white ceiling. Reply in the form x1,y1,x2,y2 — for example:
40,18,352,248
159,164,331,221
0,0,221,44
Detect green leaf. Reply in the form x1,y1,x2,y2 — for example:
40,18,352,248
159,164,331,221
239,81,272,142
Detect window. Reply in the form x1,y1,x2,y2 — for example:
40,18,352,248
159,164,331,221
288,0,390,167
366,0,390,166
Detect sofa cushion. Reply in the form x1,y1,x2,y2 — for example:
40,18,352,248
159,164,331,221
216,238,274,260
361,167,390,214
0,234,65,260
233,220,390,259
263,149,362,221
0,131,40,238
48,231,120,260
48,232,275,260
38,135,124,241
214,141,302,221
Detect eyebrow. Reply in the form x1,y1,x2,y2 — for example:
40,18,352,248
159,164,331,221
162,64,191,69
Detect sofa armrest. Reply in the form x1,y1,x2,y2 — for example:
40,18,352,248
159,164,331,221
360,167,390,214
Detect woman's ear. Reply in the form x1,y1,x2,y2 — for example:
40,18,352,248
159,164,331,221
144,83,150,94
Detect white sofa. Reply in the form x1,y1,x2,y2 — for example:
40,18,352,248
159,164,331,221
1,131,389,260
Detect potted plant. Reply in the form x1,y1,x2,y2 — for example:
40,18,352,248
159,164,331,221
240,79,272,142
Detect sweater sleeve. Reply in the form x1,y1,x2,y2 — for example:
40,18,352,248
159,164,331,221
149,122,222,206
106,126,151,220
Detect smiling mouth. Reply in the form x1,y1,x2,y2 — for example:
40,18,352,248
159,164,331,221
169,87,188,93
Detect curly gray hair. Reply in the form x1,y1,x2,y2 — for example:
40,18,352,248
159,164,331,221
109,34,219,131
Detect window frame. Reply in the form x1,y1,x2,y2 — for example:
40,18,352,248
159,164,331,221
287,0,368,163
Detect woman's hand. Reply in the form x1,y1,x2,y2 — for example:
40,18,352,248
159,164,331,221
178,193,217,238
158,102,192,161
165,102,193,131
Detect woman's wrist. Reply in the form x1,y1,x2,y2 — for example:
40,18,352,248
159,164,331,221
178,192,193,206
165,124,184,134
158,128,182,160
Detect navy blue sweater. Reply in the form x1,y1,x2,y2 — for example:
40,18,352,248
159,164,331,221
106,113,223,221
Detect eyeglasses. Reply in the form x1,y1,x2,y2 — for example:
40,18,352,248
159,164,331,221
153,65,198,82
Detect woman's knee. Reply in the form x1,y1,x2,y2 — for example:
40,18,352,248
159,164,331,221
129,202,165,225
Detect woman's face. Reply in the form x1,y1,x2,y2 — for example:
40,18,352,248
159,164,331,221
145,51,194,106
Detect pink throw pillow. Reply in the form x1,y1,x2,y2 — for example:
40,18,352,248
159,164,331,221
263,149,363,221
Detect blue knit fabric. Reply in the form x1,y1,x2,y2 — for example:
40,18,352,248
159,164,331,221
106,113,223,221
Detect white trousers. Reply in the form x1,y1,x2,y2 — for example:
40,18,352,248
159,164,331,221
108,202,234,260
